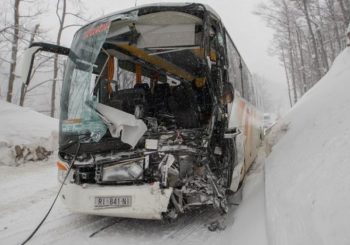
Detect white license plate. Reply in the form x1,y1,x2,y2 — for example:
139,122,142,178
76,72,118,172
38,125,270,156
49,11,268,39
94,196,132,209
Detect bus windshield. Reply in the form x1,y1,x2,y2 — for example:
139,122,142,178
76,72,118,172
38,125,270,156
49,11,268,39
60,21,111,145
58,7,214,151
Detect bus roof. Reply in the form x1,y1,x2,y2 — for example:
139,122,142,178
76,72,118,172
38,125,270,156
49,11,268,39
80,2,221,30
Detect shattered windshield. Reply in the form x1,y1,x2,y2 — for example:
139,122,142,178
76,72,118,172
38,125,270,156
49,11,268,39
59,8,214,152
60,21,111,145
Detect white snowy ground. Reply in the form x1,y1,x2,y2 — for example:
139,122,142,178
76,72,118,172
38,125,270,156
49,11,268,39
0,102,268,244
0,101,58,166
0,154,267,245
265,47,350,245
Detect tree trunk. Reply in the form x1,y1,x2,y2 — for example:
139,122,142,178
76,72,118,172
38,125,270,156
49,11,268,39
51,0,66,118
315,0,330,72
316,28,329,72
295,25,307,93
288,46,298,104
337,0,350,26
302,0,323,80
283,0,298,103
19,24,40,106
6,0,20,103
346,0,350,17
326,23,336,61
281,47,293,107
326,0,343,52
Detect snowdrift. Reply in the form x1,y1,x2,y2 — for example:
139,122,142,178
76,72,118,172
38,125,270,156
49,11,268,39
265,48,350,245
0,101,58,165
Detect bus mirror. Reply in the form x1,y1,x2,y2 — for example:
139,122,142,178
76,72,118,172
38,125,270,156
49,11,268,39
222,82,234,104
15,46,41,86
16,42,70,87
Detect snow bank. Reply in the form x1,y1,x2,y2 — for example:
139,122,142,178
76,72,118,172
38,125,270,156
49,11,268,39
0,101,58,165
265,47,350,245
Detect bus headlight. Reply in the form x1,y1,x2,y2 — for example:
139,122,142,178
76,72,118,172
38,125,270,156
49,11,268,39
101,160,144,183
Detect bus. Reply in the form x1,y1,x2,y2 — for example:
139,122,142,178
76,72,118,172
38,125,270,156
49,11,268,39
19,3,263,220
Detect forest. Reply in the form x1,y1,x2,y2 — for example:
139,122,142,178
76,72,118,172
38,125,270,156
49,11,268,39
256,0,350,106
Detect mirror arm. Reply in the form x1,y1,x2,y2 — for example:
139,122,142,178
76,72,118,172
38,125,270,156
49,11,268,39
23,48,40,87
24,42,71,87
29,42,70,56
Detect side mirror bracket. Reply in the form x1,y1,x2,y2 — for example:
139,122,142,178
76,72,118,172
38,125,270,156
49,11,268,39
224,128,241,139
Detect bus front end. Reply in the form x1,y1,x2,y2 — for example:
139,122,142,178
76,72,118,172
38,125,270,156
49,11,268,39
55,3,235,220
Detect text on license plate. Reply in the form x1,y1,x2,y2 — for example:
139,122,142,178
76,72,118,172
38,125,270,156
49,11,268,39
94,196,132,209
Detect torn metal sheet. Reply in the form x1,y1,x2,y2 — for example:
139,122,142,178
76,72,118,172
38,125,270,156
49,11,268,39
96,103,147,148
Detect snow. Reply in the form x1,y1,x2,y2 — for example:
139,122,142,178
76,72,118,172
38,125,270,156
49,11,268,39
0,100,58,165
265,47,350,245
0,150,268,245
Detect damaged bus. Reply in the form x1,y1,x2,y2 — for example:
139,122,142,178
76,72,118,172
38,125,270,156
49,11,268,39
19,3,263,220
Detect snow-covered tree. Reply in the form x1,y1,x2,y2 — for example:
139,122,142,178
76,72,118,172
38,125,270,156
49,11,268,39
256,0,349,105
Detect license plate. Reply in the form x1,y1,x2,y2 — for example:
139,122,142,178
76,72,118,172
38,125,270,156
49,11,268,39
94,196,132,209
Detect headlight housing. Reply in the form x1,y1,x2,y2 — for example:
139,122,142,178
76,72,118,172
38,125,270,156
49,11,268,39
98,159,144,183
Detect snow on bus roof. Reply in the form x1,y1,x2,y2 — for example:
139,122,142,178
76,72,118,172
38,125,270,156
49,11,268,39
81,2,220,29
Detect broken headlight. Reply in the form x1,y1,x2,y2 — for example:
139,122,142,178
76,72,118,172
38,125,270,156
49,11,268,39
98,159,144,183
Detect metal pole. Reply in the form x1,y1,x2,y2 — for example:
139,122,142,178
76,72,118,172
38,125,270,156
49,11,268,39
135,0,137,7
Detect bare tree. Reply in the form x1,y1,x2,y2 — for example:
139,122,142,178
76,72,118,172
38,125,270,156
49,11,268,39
6,0,20,102
325,0,343,52
19,24,40,106
297,0,323,80
281,47,293,107
337,0,350,25
0,0,44,103
256,0,348,105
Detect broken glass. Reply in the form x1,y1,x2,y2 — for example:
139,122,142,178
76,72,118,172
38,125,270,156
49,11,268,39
60,20,111,142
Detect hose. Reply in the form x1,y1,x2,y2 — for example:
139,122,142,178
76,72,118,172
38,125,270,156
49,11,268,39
21,143,81,245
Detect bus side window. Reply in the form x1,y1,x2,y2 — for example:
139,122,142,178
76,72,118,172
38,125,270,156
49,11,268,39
225,33,242,96
242,60,251,102
241,60,253,104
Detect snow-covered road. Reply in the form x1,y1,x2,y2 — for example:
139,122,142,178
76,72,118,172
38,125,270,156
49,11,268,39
0,149,268,245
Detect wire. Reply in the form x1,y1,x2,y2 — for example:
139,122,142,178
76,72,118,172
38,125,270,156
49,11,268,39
21,143,81,245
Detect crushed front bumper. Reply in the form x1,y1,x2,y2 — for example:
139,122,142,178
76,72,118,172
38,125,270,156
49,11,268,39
60,182,172,220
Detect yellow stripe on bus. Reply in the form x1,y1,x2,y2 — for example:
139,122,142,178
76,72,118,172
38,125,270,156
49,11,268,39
117,44,196,81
